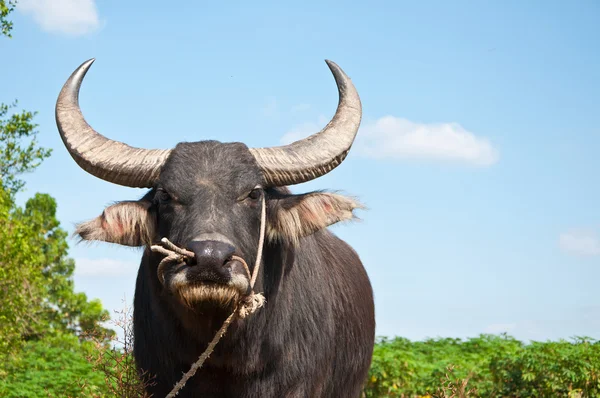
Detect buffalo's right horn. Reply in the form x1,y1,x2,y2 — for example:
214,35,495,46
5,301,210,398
249,60,362,187
55,59,171,188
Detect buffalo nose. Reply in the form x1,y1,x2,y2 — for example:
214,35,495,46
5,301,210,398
186,240,236,268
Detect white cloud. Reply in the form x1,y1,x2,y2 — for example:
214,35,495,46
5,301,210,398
559,229,600,257
358,116,498,166
74,257,138,277
17,0,101,36
281,115,499,167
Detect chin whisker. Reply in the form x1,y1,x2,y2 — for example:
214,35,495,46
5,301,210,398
175,284,241,309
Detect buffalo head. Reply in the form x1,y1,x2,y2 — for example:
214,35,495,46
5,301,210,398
57,59,363,312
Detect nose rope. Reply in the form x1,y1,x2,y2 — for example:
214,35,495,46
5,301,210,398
150,192,267,397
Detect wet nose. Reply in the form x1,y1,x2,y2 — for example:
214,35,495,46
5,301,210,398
186,240,236,268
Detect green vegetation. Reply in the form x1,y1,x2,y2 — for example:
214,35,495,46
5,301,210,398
365,334,600,397
0,101,51,194
0,0,16,38
0,11,122,395
0,334,105,397
0,307,151,397
0,101,114,361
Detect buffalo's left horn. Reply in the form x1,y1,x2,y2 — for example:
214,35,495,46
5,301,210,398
55,59,171,188
249,60,362,187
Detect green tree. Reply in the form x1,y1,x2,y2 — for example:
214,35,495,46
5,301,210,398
0,23,114,365
0,101,52,195
0,178,115,360
0,3,115,393
0,0,16,38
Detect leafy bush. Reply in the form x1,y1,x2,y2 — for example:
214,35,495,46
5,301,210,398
490,337,600,397
364,334,600,398
0,305,153,398
364,334,518,396
0,333,105,397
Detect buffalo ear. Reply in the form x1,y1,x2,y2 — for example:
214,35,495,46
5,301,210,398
267,191,364,245
75,200,156,247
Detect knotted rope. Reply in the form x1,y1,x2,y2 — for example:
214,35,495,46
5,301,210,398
150,191,267,397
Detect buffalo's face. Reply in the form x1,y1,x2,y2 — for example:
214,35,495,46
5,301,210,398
150,142,264,308
76,142,363,309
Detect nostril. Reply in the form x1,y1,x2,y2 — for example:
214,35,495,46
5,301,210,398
186,240,236,268
184,256,197,266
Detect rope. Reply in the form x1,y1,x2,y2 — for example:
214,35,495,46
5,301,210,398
150,191,267,397
164,309,237,397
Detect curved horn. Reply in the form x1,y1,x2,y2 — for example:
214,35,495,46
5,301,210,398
55,59,171,188
249,60,362,186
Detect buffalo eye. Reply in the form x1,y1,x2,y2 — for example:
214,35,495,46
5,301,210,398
155,188,171,204
248,188,262,201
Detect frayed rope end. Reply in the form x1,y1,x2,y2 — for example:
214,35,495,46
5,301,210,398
237,293,266,319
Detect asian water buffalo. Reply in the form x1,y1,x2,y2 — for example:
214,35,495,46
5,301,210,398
56,59,375,397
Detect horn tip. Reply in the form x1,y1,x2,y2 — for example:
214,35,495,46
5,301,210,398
324,59,349,80
74,58,96,74
83,58,96,68
324,59,337,68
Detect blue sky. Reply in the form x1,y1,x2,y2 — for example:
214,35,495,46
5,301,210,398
3,0,599,342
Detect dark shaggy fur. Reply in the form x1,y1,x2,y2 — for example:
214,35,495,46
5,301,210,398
77,141,375,397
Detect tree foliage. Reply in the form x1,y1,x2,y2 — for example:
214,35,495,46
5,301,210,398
0,0,16,38
0,4,114,389
0,101,52,195
0,173,114,363
0,86,113,370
